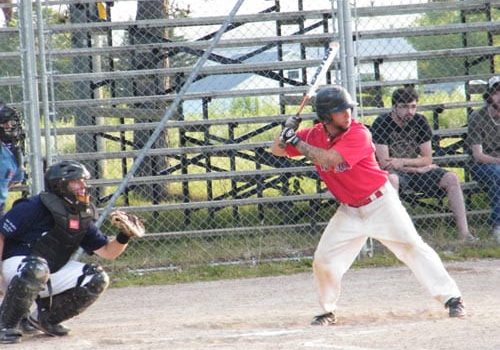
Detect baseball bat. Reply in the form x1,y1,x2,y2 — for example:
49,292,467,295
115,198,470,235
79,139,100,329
295,41,340,117
278,42,340,148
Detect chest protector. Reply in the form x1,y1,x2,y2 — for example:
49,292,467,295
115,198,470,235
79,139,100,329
31,192,97,273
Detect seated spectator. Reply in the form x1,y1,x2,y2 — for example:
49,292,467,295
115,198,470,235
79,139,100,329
0,0,12,26
467,76,500,243
371,86,477,243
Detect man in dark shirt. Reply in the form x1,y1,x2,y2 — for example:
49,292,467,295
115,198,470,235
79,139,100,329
467,76,500,242
372,86,476,243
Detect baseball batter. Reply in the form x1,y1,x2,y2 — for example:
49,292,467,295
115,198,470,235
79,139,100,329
271,85,466,326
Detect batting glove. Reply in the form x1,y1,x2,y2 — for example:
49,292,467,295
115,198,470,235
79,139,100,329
284,115,302,131
280,127,300,146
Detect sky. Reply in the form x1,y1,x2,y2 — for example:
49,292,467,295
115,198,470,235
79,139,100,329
111,0,335,21
0,1,426,25
110,0,428,22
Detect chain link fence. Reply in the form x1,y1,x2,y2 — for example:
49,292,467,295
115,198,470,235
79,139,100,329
1,0,498,273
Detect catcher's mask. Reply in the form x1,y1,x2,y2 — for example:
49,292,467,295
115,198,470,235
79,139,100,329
484,75,500,103
0,103,23,144
45,160,92,212
315,86,356,124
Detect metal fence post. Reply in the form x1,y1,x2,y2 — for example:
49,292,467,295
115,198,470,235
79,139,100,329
19,0,44,194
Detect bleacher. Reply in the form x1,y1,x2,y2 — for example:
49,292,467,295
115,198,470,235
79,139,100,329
4,0,499,240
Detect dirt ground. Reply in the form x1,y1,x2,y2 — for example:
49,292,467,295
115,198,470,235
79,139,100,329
6,258,500,350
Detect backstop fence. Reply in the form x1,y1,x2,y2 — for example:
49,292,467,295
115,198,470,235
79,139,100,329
1,0,499,273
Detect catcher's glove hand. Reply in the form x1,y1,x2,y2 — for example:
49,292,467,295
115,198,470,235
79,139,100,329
109,210,145,238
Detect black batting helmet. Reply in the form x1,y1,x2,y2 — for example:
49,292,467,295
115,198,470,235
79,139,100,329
315,86,356,123
44,160,92,211
0,103,23,143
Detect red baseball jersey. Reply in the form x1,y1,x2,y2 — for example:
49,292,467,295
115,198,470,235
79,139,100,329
285,119,388,205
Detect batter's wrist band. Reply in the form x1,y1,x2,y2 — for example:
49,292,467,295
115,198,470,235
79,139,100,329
116,232,131,244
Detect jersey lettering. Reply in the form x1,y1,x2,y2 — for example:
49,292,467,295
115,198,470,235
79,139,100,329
2,219,16,233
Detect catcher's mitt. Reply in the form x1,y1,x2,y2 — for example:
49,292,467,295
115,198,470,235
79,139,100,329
109,210,145,238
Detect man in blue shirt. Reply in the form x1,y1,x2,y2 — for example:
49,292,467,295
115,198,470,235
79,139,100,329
0,103,25,216
0,160,142,344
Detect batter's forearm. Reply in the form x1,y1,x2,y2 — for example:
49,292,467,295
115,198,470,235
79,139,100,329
295,140,342,169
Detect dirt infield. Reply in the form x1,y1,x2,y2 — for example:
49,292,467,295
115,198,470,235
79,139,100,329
8,258,500,350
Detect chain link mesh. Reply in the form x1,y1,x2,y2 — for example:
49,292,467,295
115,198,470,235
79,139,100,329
1,0,498,273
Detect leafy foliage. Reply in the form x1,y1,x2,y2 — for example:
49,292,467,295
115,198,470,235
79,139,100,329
407,8,499,79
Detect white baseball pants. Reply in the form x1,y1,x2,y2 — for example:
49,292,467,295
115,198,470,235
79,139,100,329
313,181,461,313
1,256,93,298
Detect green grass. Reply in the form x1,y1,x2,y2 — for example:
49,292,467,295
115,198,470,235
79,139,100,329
106,243,500,288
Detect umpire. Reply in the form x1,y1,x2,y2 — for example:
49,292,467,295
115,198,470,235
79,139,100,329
271,85,466,326
0,160,141,344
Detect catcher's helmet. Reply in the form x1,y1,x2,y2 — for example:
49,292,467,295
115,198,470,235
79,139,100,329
0,103,23,143
483,75,500,102
44,160,92,211
315,86,356,122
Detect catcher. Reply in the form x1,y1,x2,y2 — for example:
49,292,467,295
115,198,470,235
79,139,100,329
0,160,145,344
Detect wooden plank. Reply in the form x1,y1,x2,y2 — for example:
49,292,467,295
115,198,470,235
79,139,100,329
96,192,335,213
433,154,470,167
11,0,496,34
433,127,468,137
56,141,275,161
51,87,488,109
142,223,329,240
135,207,491,240
411,209,490,221
50,112,473,135
87,166,316,187
358,46,500,64
47,33,335,57
356,21,500,40
50,59,328,83
359,74,492,89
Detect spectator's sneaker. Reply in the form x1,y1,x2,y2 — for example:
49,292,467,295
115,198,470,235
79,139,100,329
27,316,70,337
494,226,500,244
311,312,336,326
445,297,466,318
462,233,479,244
0,328,22,344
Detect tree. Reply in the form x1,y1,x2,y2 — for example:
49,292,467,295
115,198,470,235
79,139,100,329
129,0,193,201
407,7,497,79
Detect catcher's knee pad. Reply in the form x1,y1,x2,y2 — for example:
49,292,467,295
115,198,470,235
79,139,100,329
18,256,50,286
79,263,109,295
0,257,49,328
38,265,109,325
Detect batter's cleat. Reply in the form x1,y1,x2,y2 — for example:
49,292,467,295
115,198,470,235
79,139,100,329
311,312,336,326
445,297,466,318
0,327,22,344
27,316,70,337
